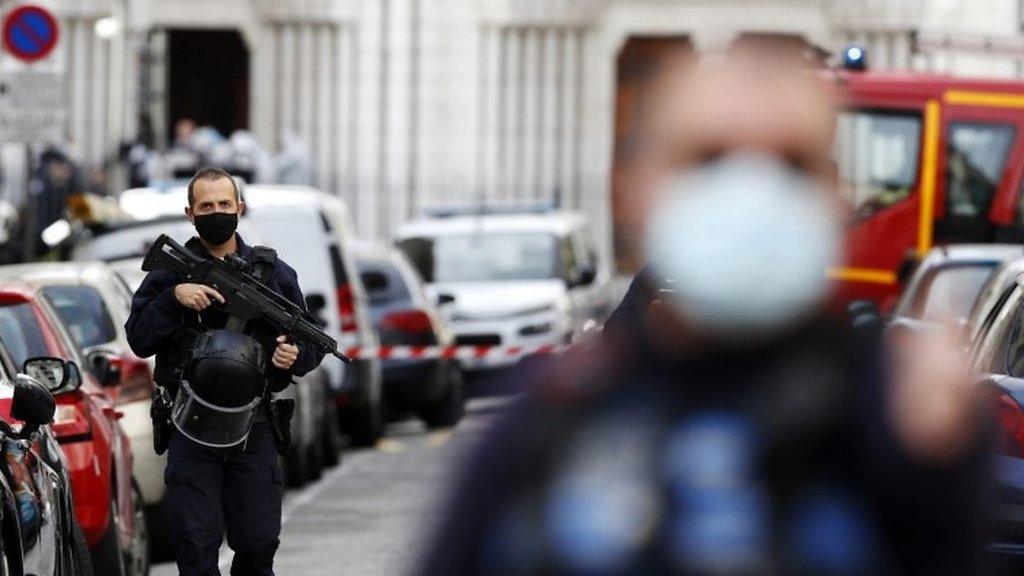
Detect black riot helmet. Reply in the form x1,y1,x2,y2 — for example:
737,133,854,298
171,330,267,447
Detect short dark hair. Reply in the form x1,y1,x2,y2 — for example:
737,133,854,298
187,167,240,207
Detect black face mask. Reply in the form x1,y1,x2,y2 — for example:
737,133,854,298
193,212,239,246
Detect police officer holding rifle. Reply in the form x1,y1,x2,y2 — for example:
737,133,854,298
126,167,341,576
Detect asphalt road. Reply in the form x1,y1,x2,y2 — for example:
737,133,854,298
151,398,505,576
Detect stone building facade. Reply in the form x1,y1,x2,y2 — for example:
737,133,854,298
13,0,1024,255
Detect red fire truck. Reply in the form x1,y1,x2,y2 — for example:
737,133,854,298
831,69,1024,309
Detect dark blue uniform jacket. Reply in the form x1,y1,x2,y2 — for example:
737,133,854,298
125,234,323,393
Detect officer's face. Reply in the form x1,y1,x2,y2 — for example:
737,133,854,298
186,177,244,221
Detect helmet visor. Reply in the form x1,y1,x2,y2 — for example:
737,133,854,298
171,380,261,448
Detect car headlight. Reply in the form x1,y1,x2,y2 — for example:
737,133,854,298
452,304,558,322
518,322,553,336
516,304,558,317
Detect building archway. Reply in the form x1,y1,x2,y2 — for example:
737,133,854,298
167,29,250,140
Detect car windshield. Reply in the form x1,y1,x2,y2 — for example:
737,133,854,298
359,261,412,305
0,303,50,369
399,233,558,283
914,264,996,322
42,286,117,349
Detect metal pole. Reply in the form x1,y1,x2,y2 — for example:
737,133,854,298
21,145,36,263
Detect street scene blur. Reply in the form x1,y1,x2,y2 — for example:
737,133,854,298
5,0,1024,575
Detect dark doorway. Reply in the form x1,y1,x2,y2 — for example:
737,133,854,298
167,29,249,138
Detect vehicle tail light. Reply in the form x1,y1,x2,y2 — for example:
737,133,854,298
381,310,433,334
336,284,358,334
52,396,92,443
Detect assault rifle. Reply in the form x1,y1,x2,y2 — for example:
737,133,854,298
142,234,352,364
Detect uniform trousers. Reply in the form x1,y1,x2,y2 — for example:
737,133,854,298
165,421,283,576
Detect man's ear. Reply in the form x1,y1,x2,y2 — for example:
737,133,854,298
185,206,194,223
237,200,246,216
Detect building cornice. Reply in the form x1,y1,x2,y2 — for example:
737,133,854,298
55,0,114,20
252,0,355,24
473,0,609,27
825,0,926,31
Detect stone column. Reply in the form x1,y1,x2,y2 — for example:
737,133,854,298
298,23,316,173
472,0,608,207
316,24,334,192
254,0,356,192
278,25,297,137
250,22,279,163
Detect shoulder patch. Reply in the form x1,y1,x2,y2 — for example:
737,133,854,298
251,246,278,265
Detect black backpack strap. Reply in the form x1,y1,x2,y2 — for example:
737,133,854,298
249,246,278,283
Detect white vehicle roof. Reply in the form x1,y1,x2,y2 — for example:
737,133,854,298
0,260,115,287
108,258,147,292
242,185,337,208
119,184,188,221
118,176,245,221
348,239,393,261
121,183,358,239
70,217,264,262
395,212,589,240
243,185,358,240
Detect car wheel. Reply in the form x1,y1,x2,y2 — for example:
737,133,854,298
420,364,465,429
346,362,384,446
306,435,324,482
70,516,94,576
123,483,149,576
90,499,126,576
321,400,344,468
285,439,309,488
347,399,383,447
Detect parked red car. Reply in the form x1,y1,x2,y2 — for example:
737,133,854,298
0,282,146,576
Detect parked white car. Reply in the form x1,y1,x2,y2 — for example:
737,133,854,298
242,185,384,446
395,208,614,375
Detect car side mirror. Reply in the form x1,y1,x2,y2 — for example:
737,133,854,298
23,357,82,394
847,300,882,336
567,265,597,289
87,350,122,387
305,294,329,328
11,374,55,437
577,266,597,287
305,293,326,312
436,293,456,306
361,271,390,293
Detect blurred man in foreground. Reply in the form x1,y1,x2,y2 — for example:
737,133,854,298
417,48,988,576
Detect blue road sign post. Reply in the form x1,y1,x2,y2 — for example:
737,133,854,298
0,4,65,144
2,5,59,63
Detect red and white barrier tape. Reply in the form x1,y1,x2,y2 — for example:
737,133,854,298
342,344,573,361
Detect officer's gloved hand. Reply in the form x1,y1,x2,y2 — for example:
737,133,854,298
174,283,225,311
888,325,978,464
271,335,299,370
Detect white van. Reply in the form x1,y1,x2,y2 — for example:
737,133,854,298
395,208,614,374
242,186,385,445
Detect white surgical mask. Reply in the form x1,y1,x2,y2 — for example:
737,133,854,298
643,153,840,339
